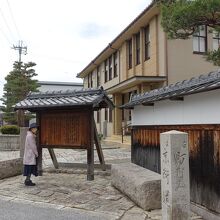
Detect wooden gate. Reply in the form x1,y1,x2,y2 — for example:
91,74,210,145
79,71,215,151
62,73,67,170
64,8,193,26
132,125,220,214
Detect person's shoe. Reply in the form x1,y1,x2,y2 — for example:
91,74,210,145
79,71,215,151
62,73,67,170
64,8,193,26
24,180,36,186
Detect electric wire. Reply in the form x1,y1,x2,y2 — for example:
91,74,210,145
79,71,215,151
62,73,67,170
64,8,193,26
0,25,12,45
0,6,16,42
6,0,21,40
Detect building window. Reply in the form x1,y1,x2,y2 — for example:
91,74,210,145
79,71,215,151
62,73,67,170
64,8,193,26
90,72,93,88
109,55,112,81
87,75,90,88
127,39,132,69
104,60,108,83
136,32,140,65
104,108,108,121
122,94,125,121
97,66,100,87
213,30,220,50
109,108,112,122
97,110,100,123
144,25,150,60
193,25,207,53
113,52,118,78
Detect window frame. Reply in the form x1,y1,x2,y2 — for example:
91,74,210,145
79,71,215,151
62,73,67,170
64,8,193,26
127,39,132,69
136,32,140,65
213,30,220,51
109,108,112,123
144,25,150,61
109,55,112,81
193,25,207,54
104,60,108,83
97,66,100,87
104,108,108,121
113,52,118,78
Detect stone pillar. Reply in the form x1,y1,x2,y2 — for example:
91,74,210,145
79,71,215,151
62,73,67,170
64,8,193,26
19,127,28,158
160,130,190,220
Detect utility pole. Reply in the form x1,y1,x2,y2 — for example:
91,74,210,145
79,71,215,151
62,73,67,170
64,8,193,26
12,40,27,63
12,40,27,127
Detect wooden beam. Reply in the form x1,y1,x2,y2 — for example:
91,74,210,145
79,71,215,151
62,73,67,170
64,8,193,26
169,97,184,101
48,148,59,169
93,118,106,171
87,110,94,181
142,102,154,106
36,112,43,176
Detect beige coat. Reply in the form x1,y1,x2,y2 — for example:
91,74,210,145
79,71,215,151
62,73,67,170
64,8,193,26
23,131,38,165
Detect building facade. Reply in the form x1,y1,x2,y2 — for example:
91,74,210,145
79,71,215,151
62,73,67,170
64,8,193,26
38,81,83,92
77,2,218,137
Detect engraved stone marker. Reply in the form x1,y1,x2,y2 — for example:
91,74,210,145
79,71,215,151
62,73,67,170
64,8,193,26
160,130,190,220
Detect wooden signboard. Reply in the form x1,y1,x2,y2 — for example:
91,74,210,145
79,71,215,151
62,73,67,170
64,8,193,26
40,110,90,148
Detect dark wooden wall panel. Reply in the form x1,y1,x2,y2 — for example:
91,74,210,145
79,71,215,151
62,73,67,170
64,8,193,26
40,110,91,148
132,125,220,214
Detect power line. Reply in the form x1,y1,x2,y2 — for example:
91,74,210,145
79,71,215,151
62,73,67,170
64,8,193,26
6,0,21,40
0,6,16,42
0,25,12,45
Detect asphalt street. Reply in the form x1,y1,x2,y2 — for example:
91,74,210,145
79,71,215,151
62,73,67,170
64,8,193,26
0,199,116,220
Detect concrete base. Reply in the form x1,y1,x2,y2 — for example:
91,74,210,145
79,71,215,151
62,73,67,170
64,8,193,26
0,158,22,179
111,163,161,211
191,202,220,220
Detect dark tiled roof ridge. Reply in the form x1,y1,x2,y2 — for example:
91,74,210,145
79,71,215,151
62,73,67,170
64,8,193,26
27,87,104,99
131,70,220,103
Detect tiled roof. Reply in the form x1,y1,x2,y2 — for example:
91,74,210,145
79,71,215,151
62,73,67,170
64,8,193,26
14,87,114,111
122,70,220,109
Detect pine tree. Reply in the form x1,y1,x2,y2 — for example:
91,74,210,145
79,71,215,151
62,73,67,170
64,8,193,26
1,61,39,125
155,0,220,66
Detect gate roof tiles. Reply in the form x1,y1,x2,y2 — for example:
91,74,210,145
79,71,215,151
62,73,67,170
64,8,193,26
14,87,113,111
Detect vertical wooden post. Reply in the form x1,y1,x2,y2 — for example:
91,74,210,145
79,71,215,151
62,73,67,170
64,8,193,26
36,112,43,176
48,148,59,169
19,127,28,158
93,118,106,171
87,110,94,181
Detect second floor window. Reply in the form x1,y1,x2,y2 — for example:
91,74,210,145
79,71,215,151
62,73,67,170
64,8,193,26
109,55,112,81
90,72,93,88
113,52,118,78
136,32,140,65
97,66,100,87
193,25,207,53
87,73,92,88
87,75,90,88
128,39,132,69
213,30,220,50
144,25,150,60
104,60,108,83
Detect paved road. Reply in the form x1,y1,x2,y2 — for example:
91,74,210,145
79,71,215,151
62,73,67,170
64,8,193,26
0,199,116,220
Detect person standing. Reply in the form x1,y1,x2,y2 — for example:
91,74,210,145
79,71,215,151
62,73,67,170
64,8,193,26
23,123,39,186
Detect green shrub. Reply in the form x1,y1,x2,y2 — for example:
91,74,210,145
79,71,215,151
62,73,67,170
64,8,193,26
0,125,20,135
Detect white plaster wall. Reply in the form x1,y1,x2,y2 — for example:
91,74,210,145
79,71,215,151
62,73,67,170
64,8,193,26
39,84,83,92
132,89,220,125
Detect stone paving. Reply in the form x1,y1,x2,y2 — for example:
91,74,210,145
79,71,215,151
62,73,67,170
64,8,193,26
0,142,202,219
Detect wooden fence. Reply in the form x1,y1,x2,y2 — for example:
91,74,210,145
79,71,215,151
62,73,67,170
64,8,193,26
132,125,220,214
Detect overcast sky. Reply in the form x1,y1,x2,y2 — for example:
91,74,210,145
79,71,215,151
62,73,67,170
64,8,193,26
0,0,151,102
